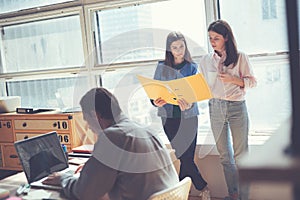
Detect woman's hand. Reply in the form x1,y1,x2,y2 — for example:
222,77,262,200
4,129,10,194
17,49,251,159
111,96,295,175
219,73,244,87
153,97,167,107
218,73,234,83
177,98,192,111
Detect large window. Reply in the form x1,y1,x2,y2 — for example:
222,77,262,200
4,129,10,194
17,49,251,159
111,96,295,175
93,0,207,65
219,0,287,54
0,7,88,110
219,0,291,134
91,0,208,134
0,15,84,73
0,0,292,139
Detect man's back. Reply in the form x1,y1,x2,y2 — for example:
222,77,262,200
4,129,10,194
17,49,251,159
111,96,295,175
61,115,179,200
93,115,179,200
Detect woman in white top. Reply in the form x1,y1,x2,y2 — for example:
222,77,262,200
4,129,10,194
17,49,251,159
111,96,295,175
199,20,257,200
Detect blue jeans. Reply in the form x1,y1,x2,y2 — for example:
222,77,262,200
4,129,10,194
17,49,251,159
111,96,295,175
161,116,207,191
209,99,249,200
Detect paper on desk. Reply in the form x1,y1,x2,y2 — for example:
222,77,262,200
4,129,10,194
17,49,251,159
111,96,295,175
22,190,51,200
137,73,212,105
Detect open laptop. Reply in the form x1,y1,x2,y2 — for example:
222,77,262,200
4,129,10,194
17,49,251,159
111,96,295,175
14,131,71,190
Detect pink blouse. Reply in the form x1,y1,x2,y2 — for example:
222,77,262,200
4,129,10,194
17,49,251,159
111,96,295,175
199,51,257,101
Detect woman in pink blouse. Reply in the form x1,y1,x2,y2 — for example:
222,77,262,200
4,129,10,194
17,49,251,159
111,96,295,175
199,20,257,200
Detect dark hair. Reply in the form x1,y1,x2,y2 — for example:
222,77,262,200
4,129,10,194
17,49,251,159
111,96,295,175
164,31,192,67
208,20,238,66
80,87,122,120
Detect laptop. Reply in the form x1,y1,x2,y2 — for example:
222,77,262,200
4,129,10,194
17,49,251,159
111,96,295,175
14,131,71,190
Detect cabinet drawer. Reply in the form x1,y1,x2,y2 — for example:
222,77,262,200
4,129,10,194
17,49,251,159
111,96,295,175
3,144,22,169
16,133,42,141
16,132,71,145
14,119,70,130
0,120,14,142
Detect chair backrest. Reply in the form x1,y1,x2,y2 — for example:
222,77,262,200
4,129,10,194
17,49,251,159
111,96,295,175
147,177,192,200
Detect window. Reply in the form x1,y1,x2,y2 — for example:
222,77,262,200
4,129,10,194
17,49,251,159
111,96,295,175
0,0,292,139
0,7,89,110
219,0,287,54
7,75,88,109
90,0,208,134
0,0,78,14
93,0,207,65
219,0,291,134
0,15,84,73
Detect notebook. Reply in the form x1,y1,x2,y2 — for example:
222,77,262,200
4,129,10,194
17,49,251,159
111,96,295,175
14,131,70,190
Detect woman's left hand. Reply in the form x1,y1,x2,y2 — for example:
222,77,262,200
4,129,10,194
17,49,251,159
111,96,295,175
177,98,192,111
218,73,234,83
219,73,244,87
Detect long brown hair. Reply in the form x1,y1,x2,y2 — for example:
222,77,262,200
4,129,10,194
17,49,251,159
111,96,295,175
208,20,238,66
164,31,192,67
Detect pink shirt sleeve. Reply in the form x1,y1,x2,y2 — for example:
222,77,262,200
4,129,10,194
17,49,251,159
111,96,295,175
238,52,257,89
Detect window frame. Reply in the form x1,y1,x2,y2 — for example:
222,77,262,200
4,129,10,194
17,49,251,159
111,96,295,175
83,0,217,71
0,6,91,84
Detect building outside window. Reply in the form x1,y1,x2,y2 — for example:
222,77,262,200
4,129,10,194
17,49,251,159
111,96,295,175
262,0,278,20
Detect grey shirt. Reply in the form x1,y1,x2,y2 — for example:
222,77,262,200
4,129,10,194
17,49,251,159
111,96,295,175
60,114,179,200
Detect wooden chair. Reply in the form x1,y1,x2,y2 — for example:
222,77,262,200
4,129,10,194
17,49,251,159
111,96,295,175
147,177,192,200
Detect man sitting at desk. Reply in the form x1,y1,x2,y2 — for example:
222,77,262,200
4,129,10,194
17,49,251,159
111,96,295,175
43,87,179,200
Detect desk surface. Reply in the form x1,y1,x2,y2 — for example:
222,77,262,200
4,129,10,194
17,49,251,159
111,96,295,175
0,160,87,200
0,172,66,200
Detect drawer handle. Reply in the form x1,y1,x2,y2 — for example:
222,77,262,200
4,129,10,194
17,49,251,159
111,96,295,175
10,155,18,159
22,122,27,127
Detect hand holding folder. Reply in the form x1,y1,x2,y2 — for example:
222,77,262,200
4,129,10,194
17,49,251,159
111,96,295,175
137,73,212,105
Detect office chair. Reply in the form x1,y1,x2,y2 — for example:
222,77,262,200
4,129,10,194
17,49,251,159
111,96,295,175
147,176,192,200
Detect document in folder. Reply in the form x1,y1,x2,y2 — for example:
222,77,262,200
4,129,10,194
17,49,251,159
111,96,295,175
137,73,212,105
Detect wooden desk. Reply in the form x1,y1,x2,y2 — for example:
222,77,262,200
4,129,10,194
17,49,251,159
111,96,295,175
0,160,87,200
0,172,66,199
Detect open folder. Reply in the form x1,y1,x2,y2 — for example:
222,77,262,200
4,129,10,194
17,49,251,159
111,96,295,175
137,73,212,105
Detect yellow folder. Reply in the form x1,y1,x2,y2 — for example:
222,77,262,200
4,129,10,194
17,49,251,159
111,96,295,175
137,73,212,105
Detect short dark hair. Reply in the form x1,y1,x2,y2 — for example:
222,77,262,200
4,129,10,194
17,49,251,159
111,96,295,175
80,87,122,120
208,20,238,66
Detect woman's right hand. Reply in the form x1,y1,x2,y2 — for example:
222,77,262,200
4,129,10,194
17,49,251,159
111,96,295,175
153,97,167,107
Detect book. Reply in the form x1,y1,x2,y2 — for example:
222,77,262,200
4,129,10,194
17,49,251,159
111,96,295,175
72,144,94,154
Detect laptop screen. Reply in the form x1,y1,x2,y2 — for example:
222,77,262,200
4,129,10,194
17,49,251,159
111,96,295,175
14,131,68,184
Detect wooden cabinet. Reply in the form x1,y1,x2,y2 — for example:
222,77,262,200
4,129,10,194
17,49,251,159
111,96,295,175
0,112,95,170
